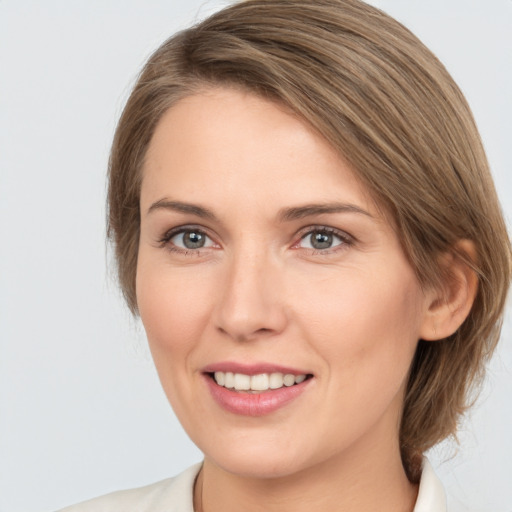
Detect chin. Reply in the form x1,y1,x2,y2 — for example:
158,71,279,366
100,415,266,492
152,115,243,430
195,428,326,480
208,450,308,480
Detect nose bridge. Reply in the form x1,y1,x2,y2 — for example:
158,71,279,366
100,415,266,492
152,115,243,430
214,238,286,341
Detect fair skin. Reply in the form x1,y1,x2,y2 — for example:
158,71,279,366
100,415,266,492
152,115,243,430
136,88,473,512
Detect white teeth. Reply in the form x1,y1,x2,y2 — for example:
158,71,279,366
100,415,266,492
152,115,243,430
214,371,225,386
224,372,235,389
269,372,284,389
283,374,295,387
294,374,306,384
234,373,251,390
251,373,269,391
212,371,308,391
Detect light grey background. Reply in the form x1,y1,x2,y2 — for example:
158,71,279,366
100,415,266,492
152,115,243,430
0,1,510,511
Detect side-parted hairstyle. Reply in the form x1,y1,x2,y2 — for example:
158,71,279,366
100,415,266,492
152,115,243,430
108,0,511,481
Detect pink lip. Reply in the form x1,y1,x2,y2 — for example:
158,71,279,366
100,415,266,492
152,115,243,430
202,362,313,417
202,361,309,376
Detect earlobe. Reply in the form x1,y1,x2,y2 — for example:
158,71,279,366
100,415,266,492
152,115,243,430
420,240,479,341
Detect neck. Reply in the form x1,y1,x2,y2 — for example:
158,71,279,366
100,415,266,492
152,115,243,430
194,437,418,512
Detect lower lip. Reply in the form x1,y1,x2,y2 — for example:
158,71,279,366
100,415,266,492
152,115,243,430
204,375,312,416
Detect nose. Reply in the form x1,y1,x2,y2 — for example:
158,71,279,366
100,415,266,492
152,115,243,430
213,248,288,342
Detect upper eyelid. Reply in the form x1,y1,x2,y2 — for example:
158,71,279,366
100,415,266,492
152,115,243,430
296,225,355,241
159,224,212,242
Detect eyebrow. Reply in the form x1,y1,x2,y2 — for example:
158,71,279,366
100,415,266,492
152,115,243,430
278,203,373,221
146,199,373,222
147,199,217,220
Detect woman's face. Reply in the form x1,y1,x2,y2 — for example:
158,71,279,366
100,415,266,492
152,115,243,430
137,88,432,478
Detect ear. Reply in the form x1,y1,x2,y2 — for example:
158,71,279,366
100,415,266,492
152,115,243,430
420,240,479,341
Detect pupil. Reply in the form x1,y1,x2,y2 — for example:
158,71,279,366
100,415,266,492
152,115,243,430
311,231,332,249
184,231,205,249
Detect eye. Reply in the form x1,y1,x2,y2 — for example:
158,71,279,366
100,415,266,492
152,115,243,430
161,227,217,251
297,228,350,251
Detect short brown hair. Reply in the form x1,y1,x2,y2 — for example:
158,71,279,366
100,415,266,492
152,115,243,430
107,0,511,480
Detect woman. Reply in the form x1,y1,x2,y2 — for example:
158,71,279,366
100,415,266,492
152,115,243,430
59,0,511,510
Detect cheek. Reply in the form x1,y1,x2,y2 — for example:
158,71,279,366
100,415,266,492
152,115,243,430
136,259,213,358
135,258,217,424
297,265,424,390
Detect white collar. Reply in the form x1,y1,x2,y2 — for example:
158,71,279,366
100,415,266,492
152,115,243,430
413,457,447,511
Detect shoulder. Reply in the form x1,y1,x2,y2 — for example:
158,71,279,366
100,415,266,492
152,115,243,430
55,463,202,512
413,457,447,512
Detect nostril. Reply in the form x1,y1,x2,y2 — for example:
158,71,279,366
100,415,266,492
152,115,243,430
256,327,273,334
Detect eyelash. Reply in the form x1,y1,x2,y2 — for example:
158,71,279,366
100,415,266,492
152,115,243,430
157,225,354,256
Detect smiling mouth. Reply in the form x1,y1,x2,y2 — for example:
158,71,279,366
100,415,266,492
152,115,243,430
207,371,313,393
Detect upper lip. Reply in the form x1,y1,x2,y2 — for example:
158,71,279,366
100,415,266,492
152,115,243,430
202,361,311,376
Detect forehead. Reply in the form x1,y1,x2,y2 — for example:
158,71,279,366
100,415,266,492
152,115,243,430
141,87,388,226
